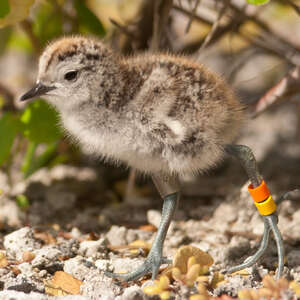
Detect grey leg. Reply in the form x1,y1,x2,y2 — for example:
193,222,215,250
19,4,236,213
105,174,180,281
227,218,271,273
225,144,284,279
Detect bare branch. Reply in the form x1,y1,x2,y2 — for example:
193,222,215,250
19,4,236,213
20,20,42,55
185,0,201,34
174,4,246,52
241,29,300,66
125,168,137,203
151,0,173,51
228,48,262,84
228,2,300,60
109,18,136,40
252,67,300,117
198,0,230,51
279,0,300,17
174,3,300,66
0,82,16,112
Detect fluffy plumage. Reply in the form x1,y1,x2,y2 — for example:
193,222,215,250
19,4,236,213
36,36,244,176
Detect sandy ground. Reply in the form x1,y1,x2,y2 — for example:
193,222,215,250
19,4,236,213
0,104,299,299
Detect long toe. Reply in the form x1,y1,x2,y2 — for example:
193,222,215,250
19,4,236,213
103,256,171,282
227,262,251,274
162,257,172,265
104,266,151,282
104,261,155,282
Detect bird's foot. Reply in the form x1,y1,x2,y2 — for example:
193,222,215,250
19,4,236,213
105,251,172,282
226,214,284,279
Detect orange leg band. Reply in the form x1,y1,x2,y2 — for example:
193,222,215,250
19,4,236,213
248,180,270,203
248,180,277,216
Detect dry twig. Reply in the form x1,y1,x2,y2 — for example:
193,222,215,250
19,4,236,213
198,0,230,52
185,0,201,34
109,18,136,40
0,82,16,111
228,48,261,84
173,5,246,52
175,1,300,65
151,0,173,51
278,0,300,17
253,67,300,117
228,1,300,65
20,20,42,55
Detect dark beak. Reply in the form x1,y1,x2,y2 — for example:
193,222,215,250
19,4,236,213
20,82,55,101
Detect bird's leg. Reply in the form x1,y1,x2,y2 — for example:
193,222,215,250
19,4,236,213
105,174,180,281
225,144,284,279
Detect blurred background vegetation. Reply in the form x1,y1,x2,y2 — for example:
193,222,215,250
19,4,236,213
0,0,299,199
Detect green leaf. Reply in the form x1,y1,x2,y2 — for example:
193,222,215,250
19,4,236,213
8,30,33,53
247,0,270,5
20,99,62,144
33,1,62,46
16,194,30,210
0,96,4,109
0,0,35,28
0,0,10,19
74,0,105,36
0,112,19,166
22,141,58,178
21,141,37,177
0,27,12,56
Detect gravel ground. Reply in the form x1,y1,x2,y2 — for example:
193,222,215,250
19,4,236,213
0,105,299,299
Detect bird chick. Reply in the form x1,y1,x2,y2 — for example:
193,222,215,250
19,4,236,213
22,36,243,176
20,36,284,281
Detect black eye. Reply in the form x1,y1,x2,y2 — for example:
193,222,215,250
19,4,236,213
64,70,78,81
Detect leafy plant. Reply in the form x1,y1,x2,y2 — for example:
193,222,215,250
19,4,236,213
20,100,61,145
20,100,63,177
0,0,105,179
0,112,19,166
172,255,210,287
290,281,300,298
144,275,171,300
0,100,62,177
74,0,105,36
190,282,211,300
238,275,289,300
144,246,215,299
33,1,63,46
246,0,270,5
16,194,30,211
172,245,214,275
0,0,10,19
0,0,35,28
